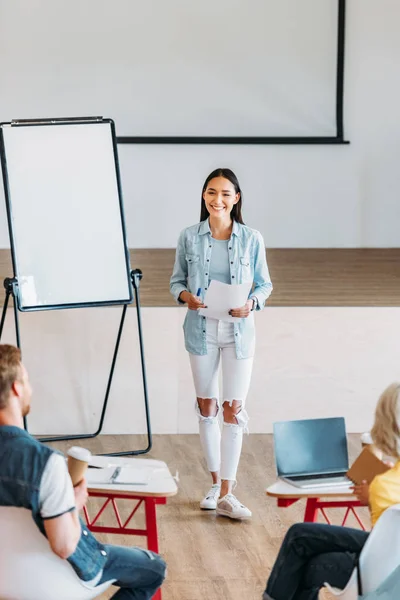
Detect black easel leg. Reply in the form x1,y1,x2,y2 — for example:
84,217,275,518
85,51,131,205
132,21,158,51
39,269,153,455
0,279,27,429
0,289,11,341
12,297,27,430
94,304,128,436
38,306,128,444
105,269,152,456
12,287,21,350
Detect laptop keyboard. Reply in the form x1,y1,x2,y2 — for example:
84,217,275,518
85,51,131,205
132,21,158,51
289,472,346,481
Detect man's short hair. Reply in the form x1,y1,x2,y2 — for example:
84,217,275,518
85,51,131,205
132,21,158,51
0,344,22,409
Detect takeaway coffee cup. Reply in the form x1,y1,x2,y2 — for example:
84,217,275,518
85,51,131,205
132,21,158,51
67,446,92,486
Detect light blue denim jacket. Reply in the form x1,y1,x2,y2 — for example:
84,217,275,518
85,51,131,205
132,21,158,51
170,219,273,359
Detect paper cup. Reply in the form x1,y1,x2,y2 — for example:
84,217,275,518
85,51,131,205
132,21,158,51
67,446,92,486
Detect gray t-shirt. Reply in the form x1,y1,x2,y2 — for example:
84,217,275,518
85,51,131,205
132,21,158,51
209,239,231,285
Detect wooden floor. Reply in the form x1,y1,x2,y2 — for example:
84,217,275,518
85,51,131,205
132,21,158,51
50,434,369,600
127,248,400,307
0,248,399,307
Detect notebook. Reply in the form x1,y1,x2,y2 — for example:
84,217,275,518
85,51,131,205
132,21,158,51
347,447,391,485
87,466,150,486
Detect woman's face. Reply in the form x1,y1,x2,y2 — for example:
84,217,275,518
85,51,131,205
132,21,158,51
203,176,240,219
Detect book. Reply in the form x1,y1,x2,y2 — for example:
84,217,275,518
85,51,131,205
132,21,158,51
347,446,391,485
87,466,150,486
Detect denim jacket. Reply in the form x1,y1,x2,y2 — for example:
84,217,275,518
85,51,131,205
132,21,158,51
0,425,107,582
170,219,273,359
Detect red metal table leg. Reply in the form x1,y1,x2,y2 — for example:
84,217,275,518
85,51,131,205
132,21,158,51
144,498,164,600
304,498,319,522
145,497,159,553
87,493,167,600
277,498,299,508
275,496,364,528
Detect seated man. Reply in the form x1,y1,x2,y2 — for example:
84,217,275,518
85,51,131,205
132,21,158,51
0,344,166,599
263,382,400,600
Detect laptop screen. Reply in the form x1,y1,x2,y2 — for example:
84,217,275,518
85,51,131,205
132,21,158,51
273,417,349,477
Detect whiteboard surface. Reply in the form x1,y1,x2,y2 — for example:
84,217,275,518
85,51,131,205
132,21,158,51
1,122,132,309
0,0,339,137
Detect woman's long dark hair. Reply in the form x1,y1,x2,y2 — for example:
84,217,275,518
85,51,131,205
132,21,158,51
200,168,244,224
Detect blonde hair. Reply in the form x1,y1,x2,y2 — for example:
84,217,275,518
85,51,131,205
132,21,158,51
371,383,400,458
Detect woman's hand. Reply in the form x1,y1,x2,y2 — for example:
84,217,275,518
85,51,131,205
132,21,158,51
179,291,206,311
352,480,370,506
229,299,254,318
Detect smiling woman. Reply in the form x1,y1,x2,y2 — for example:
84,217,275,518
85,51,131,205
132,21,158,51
170,168,273,520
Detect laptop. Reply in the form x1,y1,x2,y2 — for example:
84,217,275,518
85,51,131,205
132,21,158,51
273,417,352,488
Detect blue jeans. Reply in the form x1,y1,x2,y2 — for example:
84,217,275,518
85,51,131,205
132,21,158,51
263,523,369,600
97,545,166,600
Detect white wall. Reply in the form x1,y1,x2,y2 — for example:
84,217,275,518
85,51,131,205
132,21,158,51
0,0,339,138
1,306,398,436
0,0,400,248
118,0,400,248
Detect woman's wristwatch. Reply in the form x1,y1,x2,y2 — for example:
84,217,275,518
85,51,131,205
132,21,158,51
250,297,256,311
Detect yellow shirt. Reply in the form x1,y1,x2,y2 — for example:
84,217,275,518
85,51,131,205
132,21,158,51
369,460,400,526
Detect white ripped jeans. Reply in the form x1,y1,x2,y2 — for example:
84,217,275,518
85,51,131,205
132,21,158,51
189,319,254,481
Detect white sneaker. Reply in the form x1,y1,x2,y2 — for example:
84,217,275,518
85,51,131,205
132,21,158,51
216,493,252,520
200,484,221,510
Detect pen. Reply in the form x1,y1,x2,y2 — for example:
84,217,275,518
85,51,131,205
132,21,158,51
196,288,202,298
110,466,121,484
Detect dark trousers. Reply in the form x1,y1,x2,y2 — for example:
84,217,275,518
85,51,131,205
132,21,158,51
263,522,369,600
98,545,166,600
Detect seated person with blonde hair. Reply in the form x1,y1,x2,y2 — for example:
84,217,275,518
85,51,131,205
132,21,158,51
263,383,400,600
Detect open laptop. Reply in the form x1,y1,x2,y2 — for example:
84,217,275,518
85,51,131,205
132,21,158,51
273,417,352,488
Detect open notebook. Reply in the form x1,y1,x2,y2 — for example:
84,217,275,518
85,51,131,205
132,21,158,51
87,466,150,486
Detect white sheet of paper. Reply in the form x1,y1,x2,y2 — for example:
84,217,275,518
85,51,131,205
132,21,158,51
87,466,150,485
199,280,252,322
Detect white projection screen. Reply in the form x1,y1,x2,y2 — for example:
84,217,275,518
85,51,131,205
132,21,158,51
0,120,133,310
0,0,343,140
